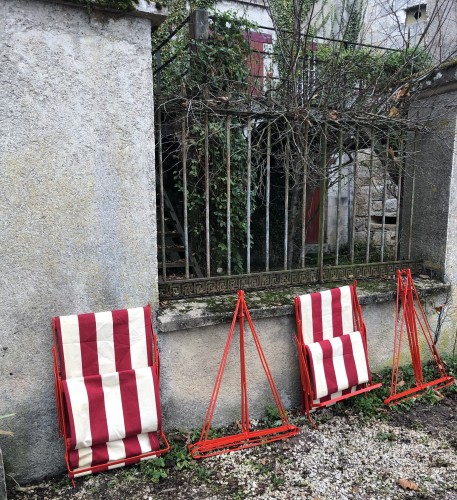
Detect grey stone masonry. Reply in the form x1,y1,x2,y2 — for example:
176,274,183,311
0,0,165,484
401,62,457,281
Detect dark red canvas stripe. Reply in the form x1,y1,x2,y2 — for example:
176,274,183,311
54,317,67,380
112,309,132,372
85,374,110,447
143,306,153,367
90,443,109,467
68,449,80,470
310,292,323,342
305,346,319,398
331,288,344,337
149,432,161,451
62,381,77,450
78,313,99,376
320,339,338,395
123,435,142,458
341,334,359,387
151,366,162,431
118,370,142,438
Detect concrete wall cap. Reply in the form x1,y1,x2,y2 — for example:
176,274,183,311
42,0,168,26
158,278,450,333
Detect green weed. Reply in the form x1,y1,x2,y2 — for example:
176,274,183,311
140,457,168,483
376,431,397,441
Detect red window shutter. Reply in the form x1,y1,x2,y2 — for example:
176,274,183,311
244,32,272,96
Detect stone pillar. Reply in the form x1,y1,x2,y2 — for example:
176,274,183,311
401,63,457,351
0,0,166,482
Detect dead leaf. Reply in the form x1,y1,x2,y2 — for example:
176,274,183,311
259,458,268,465
0,430,13,436
388,106,399,118
398,380,405,387
392,84,410,101
398,478,419,491
388,147,398,161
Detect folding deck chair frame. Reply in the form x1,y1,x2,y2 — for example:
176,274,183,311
52,305,169,483
294,282,382,425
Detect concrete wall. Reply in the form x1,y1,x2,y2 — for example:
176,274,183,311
0,0,162,483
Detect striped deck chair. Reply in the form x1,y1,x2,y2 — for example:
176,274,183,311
52,305,169,483
294,283,382,425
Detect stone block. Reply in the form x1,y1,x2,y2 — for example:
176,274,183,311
372,198,397,215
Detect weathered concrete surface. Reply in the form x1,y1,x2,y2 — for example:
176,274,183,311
44,0,168,25
0,447,6,500
401,63,457,346
402,65,457,276
158,280,453,430
0,0,159,483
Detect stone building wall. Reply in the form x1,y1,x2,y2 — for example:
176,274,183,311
354,151,398,259
327,150,398,258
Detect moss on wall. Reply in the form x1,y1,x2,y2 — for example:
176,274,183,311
71,0,139,13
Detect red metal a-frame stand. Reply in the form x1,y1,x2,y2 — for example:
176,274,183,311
188,290,300,459
384,269,455,405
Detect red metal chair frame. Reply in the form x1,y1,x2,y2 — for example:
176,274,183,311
294,282,382,426
188,290,299,459
52,306,170,485
384,269,455,405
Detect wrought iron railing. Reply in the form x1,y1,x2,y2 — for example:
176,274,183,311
153,11,421,299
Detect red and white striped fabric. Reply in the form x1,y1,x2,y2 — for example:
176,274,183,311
54,305,163,476
305,331,370,399
55,306,154,380
296,286,371,402
62,366,161,449
297,285,354,345
69,432,161,475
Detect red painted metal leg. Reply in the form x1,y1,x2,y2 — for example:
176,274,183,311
189,290,300,459
385,269,455,406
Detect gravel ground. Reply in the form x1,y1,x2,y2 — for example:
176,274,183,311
7,395,457,500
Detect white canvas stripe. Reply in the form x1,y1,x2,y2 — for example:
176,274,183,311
136,367,159,433
320,290,333,340
331,336,349,392
138,433,153,454
76,447,93,469
73,470,92,478
307,342,328,399
108,462,126,470
299,294,314,344
340,286,354,334
350,331,370,384
65,377,92,449
128,307,149,369
101,371,126,442
60,315,83,378
106,439,126,462
95,311,116,375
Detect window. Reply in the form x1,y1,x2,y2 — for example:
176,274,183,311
405,4,427,26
